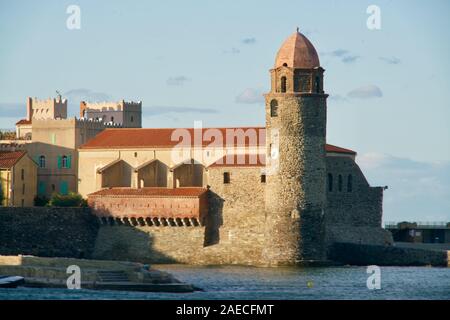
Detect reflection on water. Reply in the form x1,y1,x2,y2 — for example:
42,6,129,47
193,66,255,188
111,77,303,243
1,266,449,300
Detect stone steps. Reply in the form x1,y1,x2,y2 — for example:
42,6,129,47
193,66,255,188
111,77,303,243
96,270,129,282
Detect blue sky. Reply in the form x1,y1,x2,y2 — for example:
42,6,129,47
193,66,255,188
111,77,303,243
0,0,449,221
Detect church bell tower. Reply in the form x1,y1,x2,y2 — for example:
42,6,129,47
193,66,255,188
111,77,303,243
264,29,327,265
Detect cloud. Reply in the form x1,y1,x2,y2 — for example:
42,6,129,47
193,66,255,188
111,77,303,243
64,88,112,102
357,153,450,222
223,47,240,54
379,56,401,65
330,49,349,57
143,106,219,116
166,76,191,86
242,37,256,45
347,85,382,99
235,88,265,104
323,49,361,64
341,55,360,63
328,94,348,103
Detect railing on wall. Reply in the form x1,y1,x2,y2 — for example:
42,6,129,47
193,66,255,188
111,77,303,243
384,221,450,229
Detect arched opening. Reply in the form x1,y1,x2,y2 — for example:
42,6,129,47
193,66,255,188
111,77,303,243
172,160,204,187
281,76,287,93
282,63,288,67
338,174,343,192
347,174,353,192
327,173,333,192
39,155,46,168
136,159,168,187
270,99,278,117
315,76,321,93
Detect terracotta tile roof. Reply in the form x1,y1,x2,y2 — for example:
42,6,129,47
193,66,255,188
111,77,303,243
15,119,31,125
275,30,320,69
325,144,356,155
0,151,26,168
80,127,356,155
208,154,265,168
80,127,265,149
88,187,207,198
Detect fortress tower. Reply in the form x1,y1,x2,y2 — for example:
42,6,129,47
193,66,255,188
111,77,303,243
264,30,328,264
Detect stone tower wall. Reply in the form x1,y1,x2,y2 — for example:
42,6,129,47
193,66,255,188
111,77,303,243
264,90,327,264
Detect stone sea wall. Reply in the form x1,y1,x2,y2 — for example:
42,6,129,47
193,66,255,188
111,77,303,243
330,243,449,267
0,207,99,258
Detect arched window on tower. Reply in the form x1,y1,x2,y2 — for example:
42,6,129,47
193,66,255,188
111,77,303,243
270,100,278,117
281,76,287,93
338,174,343,192
347,174,353,192
327,173,333,192
315,76,321,93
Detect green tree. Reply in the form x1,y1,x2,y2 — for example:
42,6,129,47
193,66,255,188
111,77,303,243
48,192,87,207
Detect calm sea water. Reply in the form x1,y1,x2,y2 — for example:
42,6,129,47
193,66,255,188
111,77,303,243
0,265,449,300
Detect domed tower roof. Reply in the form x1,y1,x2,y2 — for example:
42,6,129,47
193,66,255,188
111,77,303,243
274,29,320,69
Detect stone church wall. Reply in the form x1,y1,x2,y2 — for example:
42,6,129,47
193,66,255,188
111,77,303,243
93,166,269,265
325,156,393,247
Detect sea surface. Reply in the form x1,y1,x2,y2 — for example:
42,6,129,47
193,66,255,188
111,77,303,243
0,265,449,300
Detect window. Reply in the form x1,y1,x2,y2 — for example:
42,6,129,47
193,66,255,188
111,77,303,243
338,174,343,192
59,155,71,169
315,76,321,93
223,172,230,184
62,156,68,168
281,76,287,93
111,116,114,122
282,63,288,67
39,155,46,168
22,184,25,195
270,100,278,117
327,173,333,192
134,152,138,158
261,174,266,183
347,174,353,192
21,169,24,180
131,116,134,123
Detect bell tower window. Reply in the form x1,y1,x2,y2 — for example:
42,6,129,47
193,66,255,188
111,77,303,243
270,100,278,117
281,76,287,93
315,76,321,93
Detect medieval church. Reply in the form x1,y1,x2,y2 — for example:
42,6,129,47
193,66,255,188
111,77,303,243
79,30,392,265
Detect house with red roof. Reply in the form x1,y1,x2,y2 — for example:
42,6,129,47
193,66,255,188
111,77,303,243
0,151,37,207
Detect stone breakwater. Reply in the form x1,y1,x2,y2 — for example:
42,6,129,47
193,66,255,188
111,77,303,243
329,243,449,267
0,255,196,292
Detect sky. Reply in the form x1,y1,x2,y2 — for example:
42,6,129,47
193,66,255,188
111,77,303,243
0,0,449,222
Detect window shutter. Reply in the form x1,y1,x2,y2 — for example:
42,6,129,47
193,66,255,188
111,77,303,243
60,181,68,195
57,156,62,169
67,155,72,169
38,181,46,195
